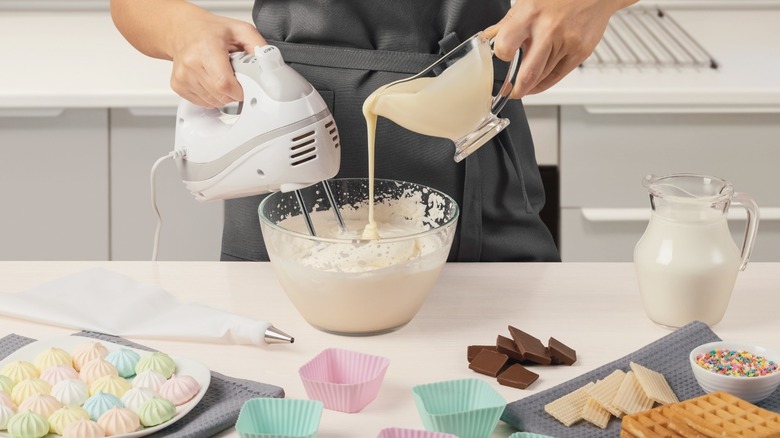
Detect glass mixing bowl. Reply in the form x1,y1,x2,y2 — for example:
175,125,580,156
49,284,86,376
259,178,459,336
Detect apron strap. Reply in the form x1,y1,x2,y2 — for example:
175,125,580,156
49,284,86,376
270,38,510,78
438,32,462,54
268,40,441,74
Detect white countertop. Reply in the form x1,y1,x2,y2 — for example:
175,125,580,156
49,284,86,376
0,261,778,437
1,7,779,109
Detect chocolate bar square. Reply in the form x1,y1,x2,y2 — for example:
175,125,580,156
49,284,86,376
497,364,539,389
508,325,551,365
496,334,525,363
469,349,509,377
467,345,498,362
548,337,577,365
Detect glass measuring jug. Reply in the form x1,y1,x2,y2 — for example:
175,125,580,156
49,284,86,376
634,174,759,328
363,32,521,162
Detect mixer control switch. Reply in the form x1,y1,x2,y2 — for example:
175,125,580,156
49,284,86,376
254,45,286,72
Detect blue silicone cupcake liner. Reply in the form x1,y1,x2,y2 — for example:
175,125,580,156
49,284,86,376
412,378,506,438
235,398,323,438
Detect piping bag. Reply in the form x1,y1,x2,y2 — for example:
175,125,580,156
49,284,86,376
0,268,292,345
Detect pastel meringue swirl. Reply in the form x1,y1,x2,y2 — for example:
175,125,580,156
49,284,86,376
105,348,141,379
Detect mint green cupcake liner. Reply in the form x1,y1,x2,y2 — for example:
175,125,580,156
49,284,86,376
235,398,323,438
412,378,506,438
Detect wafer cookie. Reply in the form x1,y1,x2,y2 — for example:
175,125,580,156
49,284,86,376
582,397,612,429
630,361,679,405
612,371,655,415
544,382,595,427
586,369,626,418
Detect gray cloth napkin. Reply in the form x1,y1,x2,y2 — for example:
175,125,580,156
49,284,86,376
0,331,285,438
501,321,780,437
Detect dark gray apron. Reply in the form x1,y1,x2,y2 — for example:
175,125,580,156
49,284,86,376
221,0,560,262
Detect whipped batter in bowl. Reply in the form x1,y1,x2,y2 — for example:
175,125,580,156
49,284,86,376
258,178,459,335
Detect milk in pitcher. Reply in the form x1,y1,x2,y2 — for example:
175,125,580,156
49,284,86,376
634,174,759,328
634,207,741,328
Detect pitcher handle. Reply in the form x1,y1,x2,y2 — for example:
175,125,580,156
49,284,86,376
488,40,521,115
731,192,760,271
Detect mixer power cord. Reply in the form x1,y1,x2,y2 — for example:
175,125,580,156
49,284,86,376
150,150,187,261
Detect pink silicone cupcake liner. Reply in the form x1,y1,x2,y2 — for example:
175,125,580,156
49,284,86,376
377,427,458,438
298,348,390,413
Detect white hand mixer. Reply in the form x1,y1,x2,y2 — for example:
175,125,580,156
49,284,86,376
152,45,345,259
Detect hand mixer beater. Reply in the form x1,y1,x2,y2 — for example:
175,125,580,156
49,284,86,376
152,45,345,259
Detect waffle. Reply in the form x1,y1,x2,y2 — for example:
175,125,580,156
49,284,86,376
621,404,703,438
621,391,780,438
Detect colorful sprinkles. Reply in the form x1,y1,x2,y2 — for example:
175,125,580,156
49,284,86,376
696,349,778,377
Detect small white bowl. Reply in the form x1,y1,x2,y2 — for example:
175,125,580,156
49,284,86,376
689,341,780,403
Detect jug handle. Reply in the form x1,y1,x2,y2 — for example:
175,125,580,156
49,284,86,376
488,41,521,115
732,192,760,271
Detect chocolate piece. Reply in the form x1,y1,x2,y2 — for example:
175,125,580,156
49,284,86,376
469,349,509,377
496,335,525,363
548,337,577,365
467,345,498,362
547,347,562,365
497,364,539,389
508,325,552,365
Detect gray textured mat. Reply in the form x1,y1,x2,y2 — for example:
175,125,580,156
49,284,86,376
0,331,285,438
501,321,780,437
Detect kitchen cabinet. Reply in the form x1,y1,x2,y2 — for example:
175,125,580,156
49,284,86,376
0,109,109,260
559,105,780,262
0,108,223,262
525,106,559,167
110,108,223,261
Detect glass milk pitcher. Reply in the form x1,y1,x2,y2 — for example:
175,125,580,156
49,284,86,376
634,174,759,328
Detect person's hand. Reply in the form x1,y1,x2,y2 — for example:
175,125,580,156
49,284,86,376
485,0,636,98
168,12,267,108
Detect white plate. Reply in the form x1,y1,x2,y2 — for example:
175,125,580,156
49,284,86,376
0,335,211,438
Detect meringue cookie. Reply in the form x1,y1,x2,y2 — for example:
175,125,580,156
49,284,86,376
18,393,62,418
105,349,140,379
0,375,15,394
135,352,176,379
33,347,72,373
0,390,16,410
0,404,15,430
0,361,38,385
48,405,90,435
39,365,79,387
6,410,48,438
72,342,109,372
62,418,106,438
97,406,141,435
131,369,167,393
51,378,89,407
10,378,50,406
83,391,123,421
137,397,176,427
90,375,132,398
120,387,156,414
79,359,118,386
159,374,200,406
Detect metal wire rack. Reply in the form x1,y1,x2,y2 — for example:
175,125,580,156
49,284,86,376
583,7,718,69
